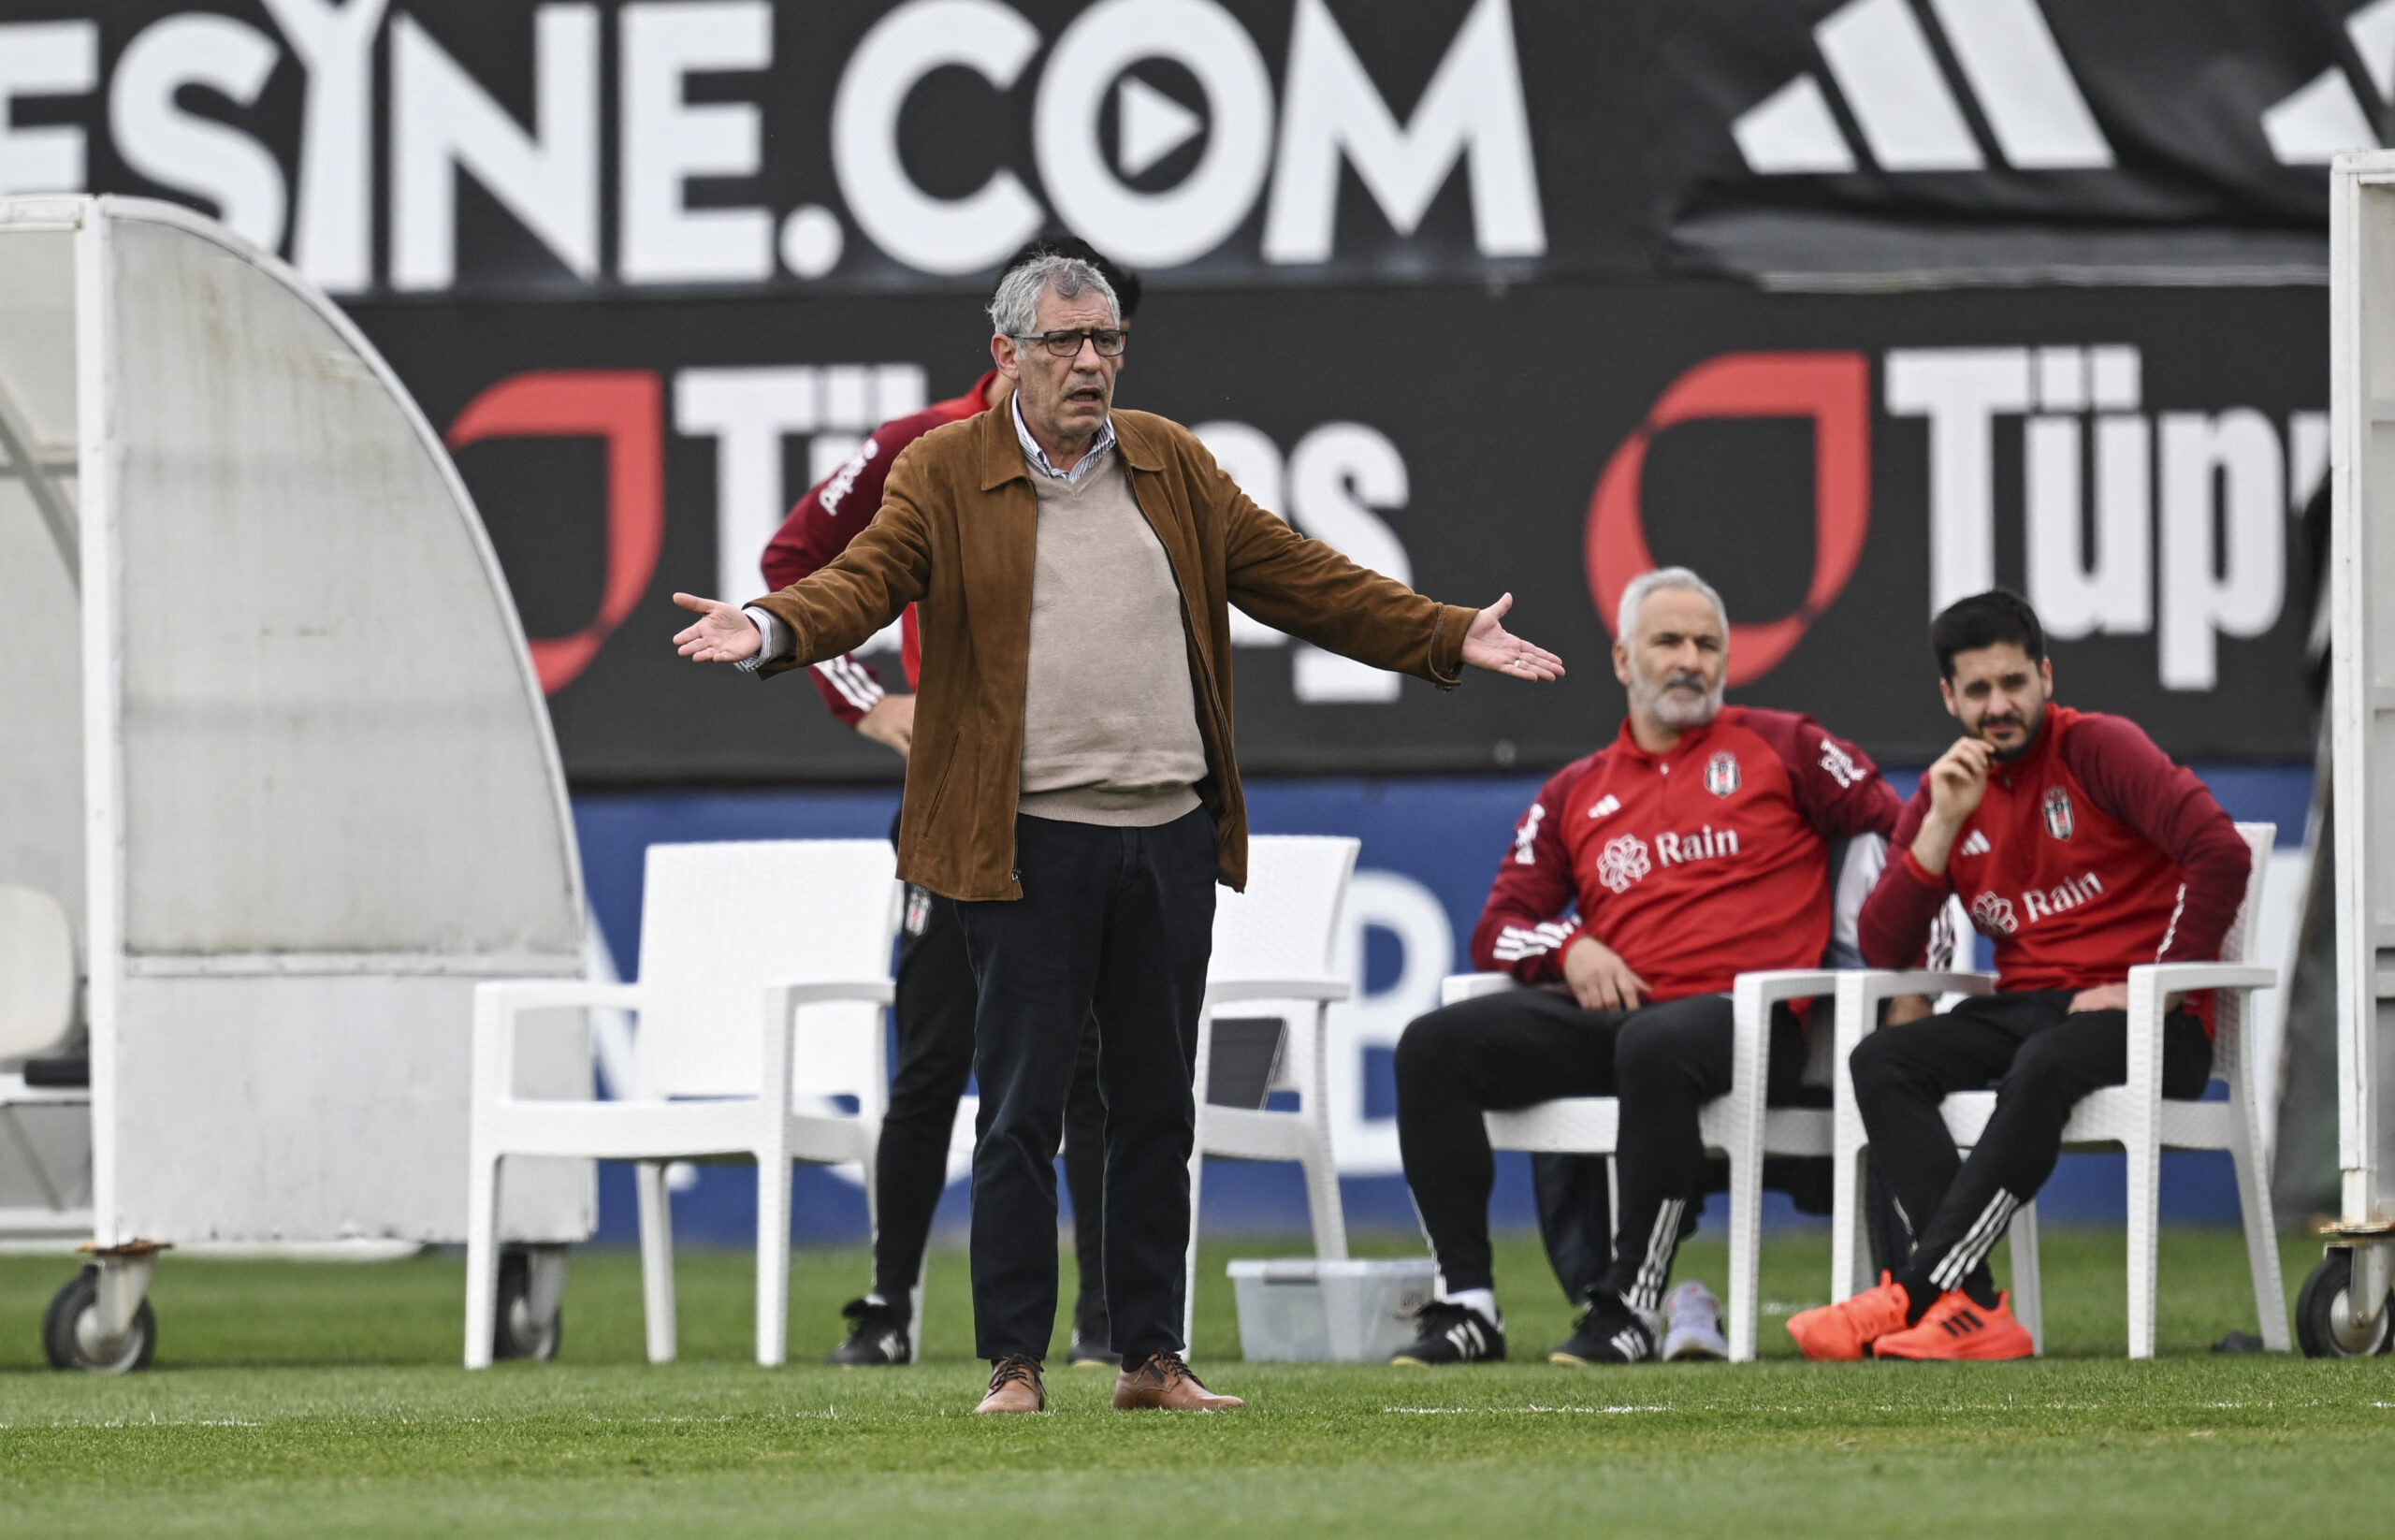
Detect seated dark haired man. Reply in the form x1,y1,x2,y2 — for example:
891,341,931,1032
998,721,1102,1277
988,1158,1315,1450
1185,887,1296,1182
1788,589,2250,1362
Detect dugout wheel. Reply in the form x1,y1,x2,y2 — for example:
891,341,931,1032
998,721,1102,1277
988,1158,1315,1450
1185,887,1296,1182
491,1247,563,1361
2296,1248,2395,1358
41,1266,156,1374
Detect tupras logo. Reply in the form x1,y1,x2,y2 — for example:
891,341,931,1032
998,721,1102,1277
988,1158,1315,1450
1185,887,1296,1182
1817,736,1864,789
1512,803,1546,864
1731,0,2112,178
1594,342,2324,694
1704,752,1740,798
1970,891,2018,937
2042,788,2075,841
1597,834,1652,894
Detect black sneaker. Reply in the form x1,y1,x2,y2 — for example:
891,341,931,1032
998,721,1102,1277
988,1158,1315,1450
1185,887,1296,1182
1549,1290,1657,1365
1066,1306,1113,1367
1389,1300,1506,1364
824,1297,911,1366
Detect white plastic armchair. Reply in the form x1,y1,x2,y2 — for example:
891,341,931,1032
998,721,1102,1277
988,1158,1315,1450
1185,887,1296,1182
465,839,901,1370
1830,822,2286,1358
1183,835,1358,1354
1444,967,1841,1362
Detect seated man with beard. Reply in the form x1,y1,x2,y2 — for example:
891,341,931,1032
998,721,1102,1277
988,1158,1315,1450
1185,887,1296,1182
1389,567,1901,1365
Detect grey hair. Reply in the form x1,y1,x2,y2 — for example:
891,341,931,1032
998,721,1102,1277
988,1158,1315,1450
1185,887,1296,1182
1616,566,1728,640
987,254,1120,339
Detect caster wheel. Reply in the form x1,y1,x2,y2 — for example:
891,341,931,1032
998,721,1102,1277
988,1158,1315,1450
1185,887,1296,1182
2296,1249,2394,1358
492,1249,562,1361
42,1266,156,1373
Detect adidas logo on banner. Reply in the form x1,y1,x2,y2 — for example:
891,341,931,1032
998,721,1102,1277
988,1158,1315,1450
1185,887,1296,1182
1734,0,2112,176
2259,0,2395,165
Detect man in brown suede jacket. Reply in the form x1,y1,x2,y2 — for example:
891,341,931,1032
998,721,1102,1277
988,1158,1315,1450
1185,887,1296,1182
673,254,1561,1417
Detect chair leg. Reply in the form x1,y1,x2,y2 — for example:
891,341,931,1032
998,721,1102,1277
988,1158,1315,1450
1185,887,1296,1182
1726,1149,1763,1363
1830,1144,1868,1303
1183,1139,1207,1358
1300,1126,1350,1265
755,1152,793,1368
635,1160,678,1365
2229,1093,2292,1351
2008,1199,2043,1357
463,1149,501,1370
2126,1137,2161,1359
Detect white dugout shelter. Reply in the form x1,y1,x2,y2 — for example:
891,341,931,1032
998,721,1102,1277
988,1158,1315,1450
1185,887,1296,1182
0,196,589,1368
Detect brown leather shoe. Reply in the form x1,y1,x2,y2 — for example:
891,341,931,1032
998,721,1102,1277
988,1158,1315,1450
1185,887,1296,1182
973,1356,1046,1414
1112,1352,1244,1411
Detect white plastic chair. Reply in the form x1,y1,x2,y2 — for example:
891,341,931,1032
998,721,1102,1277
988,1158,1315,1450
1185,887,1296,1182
0,885,75,1065
1183,835,1359,1353
465,839,900,1369
1442,968,1837,1362
1829,821,2286,1358
0,885,88,1235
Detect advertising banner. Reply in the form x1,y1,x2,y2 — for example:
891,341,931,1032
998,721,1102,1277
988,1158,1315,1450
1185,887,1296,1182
0,0,2340,779
352,278,2327,781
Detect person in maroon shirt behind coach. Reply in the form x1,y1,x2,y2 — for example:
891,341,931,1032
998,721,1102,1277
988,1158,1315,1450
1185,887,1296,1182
1389,567,1900,1367
1788,588,2250,1363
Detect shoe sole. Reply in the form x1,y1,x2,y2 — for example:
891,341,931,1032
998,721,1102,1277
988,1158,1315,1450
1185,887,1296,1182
1872,1337,2034,1361
1662,1343,1726,1361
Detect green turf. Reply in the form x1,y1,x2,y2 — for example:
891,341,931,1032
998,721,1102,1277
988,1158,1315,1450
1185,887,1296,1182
0,1228,2389,1537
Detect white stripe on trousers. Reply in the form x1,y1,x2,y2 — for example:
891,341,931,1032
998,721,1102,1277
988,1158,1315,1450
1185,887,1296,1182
1931,1189,2020,1292
1628,1198,1684,1313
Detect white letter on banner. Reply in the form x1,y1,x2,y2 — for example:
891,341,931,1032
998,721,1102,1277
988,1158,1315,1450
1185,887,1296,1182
391,7,599,290
111,15,288,250
1035,0,1274,268
1287,423,1410,703
674,368,821,604
1885,349,2032,615
1327,870,1453,1175
1192,421,1291,648
833,0,1043,276
260,0,388,292
1263,0,1544,264
2025,414,2152,639
2158,410,2285,690
619,2,773,283
0,21,96,196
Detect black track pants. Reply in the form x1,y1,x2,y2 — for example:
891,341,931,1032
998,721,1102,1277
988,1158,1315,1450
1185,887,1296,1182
1394,988,1803,1312
870,881,1109,1340
1849,990,2213,1301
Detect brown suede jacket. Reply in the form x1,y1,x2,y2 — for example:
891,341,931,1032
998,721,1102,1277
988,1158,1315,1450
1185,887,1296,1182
750,405,1475,900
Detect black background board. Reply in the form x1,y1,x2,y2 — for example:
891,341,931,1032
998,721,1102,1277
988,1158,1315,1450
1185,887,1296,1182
349,275,2326,785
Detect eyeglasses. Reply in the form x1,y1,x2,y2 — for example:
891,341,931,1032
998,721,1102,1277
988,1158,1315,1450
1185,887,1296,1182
1012,327,1128,358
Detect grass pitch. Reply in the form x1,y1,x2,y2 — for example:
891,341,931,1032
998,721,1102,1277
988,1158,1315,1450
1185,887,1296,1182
1,1226,2390,1537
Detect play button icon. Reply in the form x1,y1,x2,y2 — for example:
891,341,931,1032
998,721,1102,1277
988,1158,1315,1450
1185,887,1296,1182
1116,75,1203,178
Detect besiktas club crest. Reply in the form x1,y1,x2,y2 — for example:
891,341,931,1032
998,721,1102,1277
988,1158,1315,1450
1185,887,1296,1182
1705,751,1740,798
2043,787,2074,841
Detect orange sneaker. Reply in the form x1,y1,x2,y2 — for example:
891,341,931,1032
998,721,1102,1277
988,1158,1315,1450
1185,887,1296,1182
1870,1288,2034,1361
1785,1272,1912,1361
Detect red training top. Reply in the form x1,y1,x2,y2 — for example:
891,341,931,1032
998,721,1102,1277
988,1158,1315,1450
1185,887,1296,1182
758,369,999,725
1856,704,2251,1022
1473,707,1901,1001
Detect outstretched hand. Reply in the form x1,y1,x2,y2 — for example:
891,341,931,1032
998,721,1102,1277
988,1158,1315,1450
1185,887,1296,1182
1461,594,1564,681
672,592,763,662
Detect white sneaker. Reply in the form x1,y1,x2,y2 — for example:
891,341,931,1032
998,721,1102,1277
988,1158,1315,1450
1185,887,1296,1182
1660,1280,1728,1360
